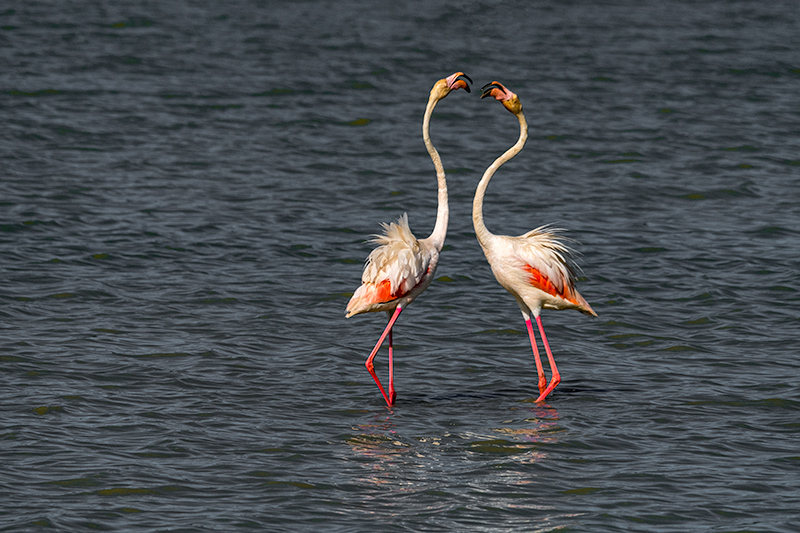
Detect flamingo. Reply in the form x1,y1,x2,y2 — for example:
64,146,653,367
346,72,472,407
473,81,596,403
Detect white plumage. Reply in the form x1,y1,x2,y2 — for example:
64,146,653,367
346,213,435,317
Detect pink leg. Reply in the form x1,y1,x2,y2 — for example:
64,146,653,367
534,315,560,403
364,306,402,406
524,318,547,395
387,327,396,405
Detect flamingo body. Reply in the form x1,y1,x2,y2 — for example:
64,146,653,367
478,228,595,318
474,81,596,403
345,213,439,317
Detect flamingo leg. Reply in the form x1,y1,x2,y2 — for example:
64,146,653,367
534,315,560,403
387,327,396,405
524,318,548,395
364,305,402,406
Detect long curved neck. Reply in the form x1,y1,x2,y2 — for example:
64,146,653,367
472,109,528,246
422,92,448,251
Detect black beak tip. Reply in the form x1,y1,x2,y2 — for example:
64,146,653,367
480,82,502,99
458,74,472,93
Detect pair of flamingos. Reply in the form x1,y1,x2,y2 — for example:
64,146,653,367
346,72,596,407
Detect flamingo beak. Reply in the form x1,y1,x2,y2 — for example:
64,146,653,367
446,72,472,93
480,82,504,99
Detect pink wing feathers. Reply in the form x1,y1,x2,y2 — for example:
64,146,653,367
512,226,596,315
346,214,433,317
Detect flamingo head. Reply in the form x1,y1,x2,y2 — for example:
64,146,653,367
431,72,472,100
481,81,522,115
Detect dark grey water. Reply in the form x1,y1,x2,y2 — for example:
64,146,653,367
2,1,799,531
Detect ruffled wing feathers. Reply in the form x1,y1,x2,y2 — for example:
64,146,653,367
346,214,432,316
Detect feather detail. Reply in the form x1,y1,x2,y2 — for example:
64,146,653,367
345,213,434,317
523,264,569,301
507,226,596,316
514,226,577,289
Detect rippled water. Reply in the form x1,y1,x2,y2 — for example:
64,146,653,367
3,1,799,531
